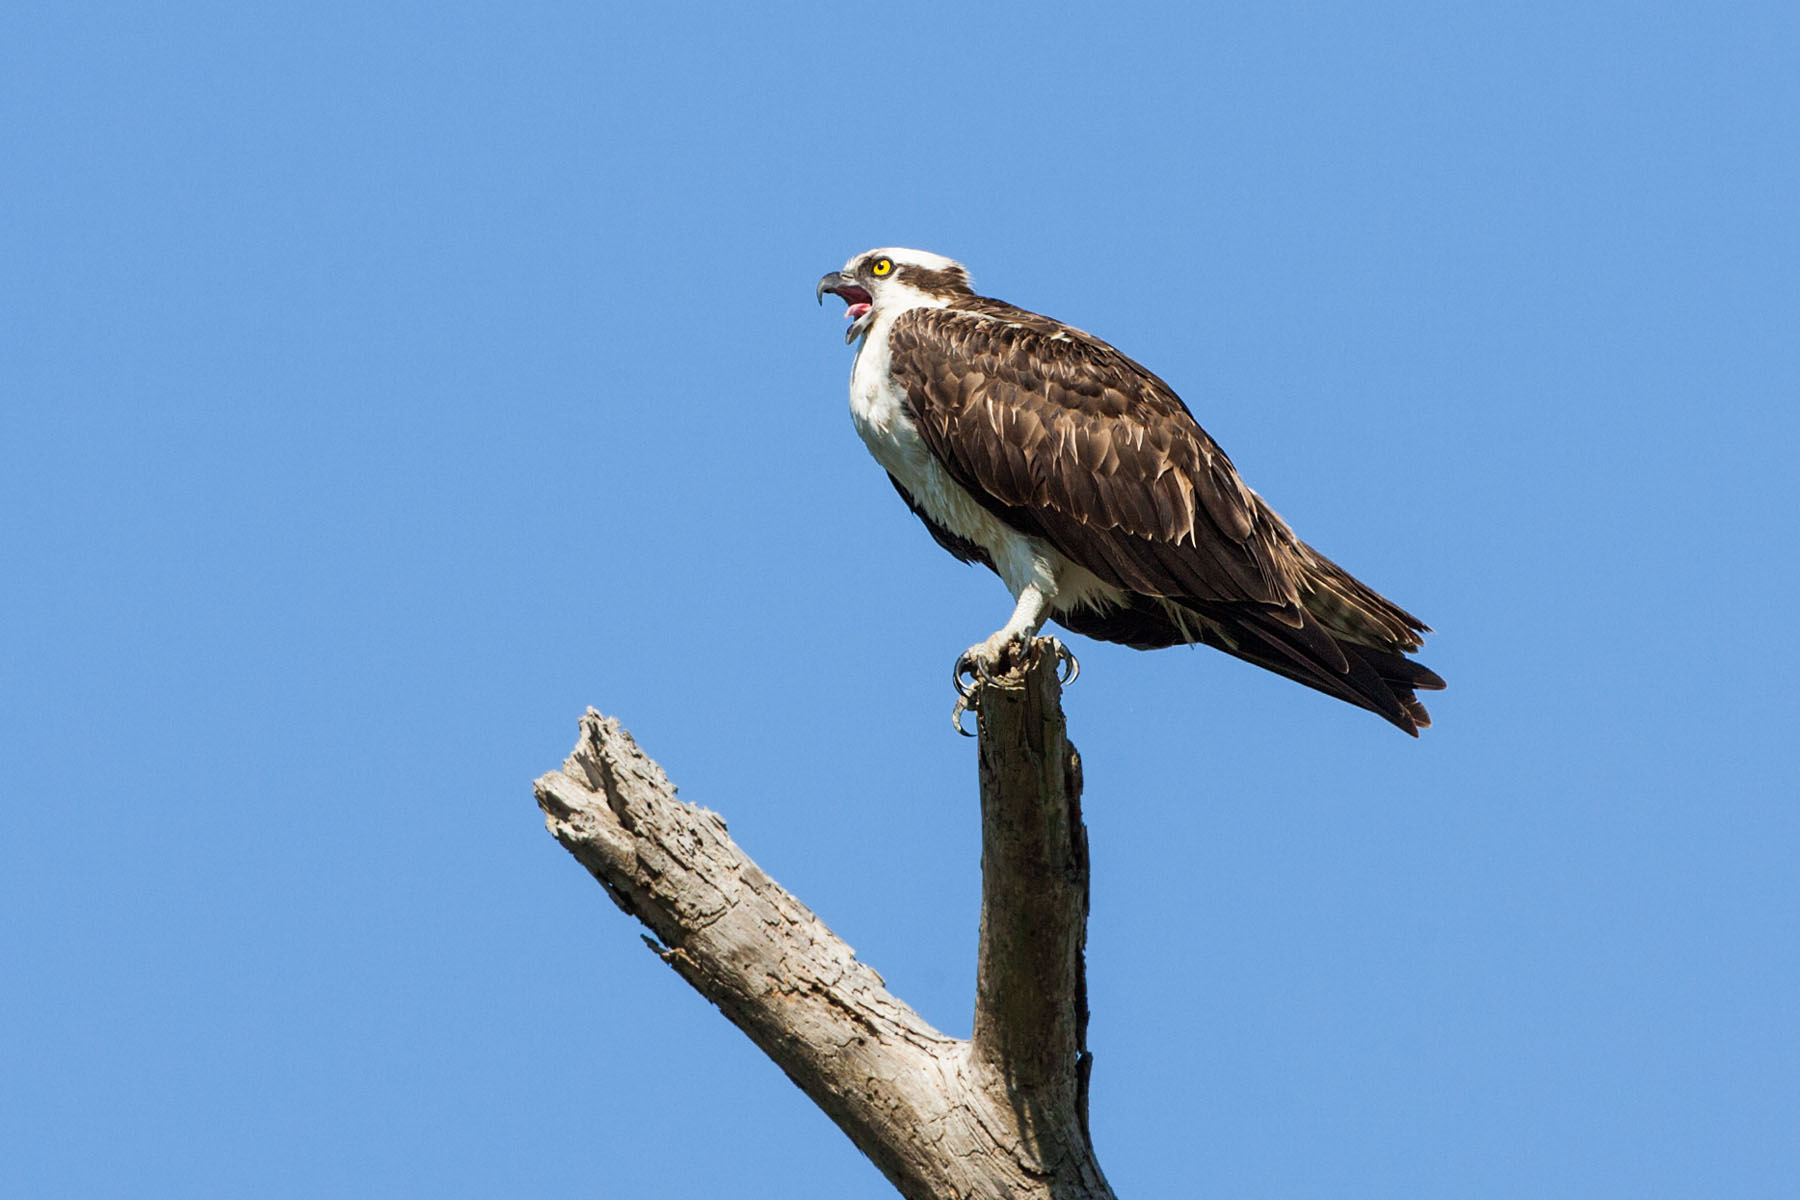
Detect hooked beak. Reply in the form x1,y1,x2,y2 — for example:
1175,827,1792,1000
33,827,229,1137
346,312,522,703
816,270,875,345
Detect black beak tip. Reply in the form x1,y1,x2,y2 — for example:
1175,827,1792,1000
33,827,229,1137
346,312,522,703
816,271,843,305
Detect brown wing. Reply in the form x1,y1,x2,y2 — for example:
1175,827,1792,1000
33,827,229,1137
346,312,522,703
888,300,1443,733
889,301,1303,610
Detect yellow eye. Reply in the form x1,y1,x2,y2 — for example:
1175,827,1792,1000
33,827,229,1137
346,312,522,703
870,258,893,277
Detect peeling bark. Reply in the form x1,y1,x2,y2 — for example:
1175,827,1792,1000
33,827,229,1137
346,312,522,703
534,643,1115,1199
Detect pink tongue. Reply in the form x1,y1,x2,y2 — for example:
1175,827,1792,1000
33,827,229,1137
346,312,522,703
845,302,872,320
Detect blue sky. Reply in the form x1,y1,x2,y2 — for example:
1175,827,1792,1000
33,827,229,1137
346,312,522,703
4,2,1796,1196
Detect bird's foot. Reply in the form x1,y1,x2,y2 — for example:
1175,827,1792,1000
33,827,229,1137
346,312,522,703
952,632,1026,699
949,634,1080,736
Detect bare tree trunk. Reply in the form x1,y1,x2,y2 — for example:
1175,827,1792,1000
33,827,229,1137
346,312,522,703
534,643,1115,1199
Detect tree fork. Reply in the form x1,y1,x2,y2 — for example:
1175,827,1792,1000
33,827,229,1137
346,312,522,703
534,642,1115,1199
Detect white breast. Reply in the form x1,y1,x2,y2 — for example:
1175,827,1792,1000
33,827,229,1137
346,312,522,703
846,311,1092,606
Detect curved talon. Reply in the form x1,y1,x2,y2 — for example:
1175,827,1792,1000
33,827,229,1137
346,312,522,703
952,653,980,700
950,692,976,737
1052,640,1080,686
954,645,1006,697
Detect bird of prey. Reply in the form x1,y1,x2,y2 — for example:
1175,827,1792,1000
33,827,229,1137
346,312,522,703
816,248,1443,735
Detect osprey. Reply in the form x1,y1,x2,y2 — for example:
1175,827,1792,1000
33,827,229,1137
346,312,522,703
817,248,1444,735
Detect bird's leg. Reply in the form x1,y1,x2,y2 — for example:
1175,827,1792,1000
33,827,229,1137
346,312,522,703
952,584,1079,734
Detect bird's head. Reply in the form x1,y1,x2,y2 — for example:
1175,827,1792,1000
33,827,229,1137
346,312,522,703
816,248,974,344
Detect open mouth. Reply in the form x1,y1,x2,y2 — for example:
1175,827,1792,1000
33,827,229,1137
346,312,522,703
817,273,876,344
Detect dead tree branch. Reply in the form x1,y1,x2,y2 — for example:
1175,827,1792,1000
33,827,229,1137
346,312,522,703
534,643,1115,1199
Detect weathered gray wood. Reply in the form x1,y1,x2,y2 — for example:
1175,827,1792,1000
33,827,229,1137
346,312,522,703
534,642,1115,1199
970,652,1109,1196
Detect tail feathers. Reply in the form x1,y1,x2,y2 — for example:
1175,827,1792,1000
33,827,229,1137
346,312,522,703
1361,646,1442,732
1213,605,1431,735
1354,644,1448,693
1053,594,1442,735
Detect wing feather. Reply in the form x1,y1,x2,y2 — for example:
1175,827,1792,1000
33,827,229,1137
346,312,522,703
890,303,1298,610
884,298,1438,733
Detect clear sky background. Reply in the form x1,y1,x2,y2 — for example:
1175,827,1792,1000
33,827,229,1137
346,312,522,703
4,3,1796,1196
